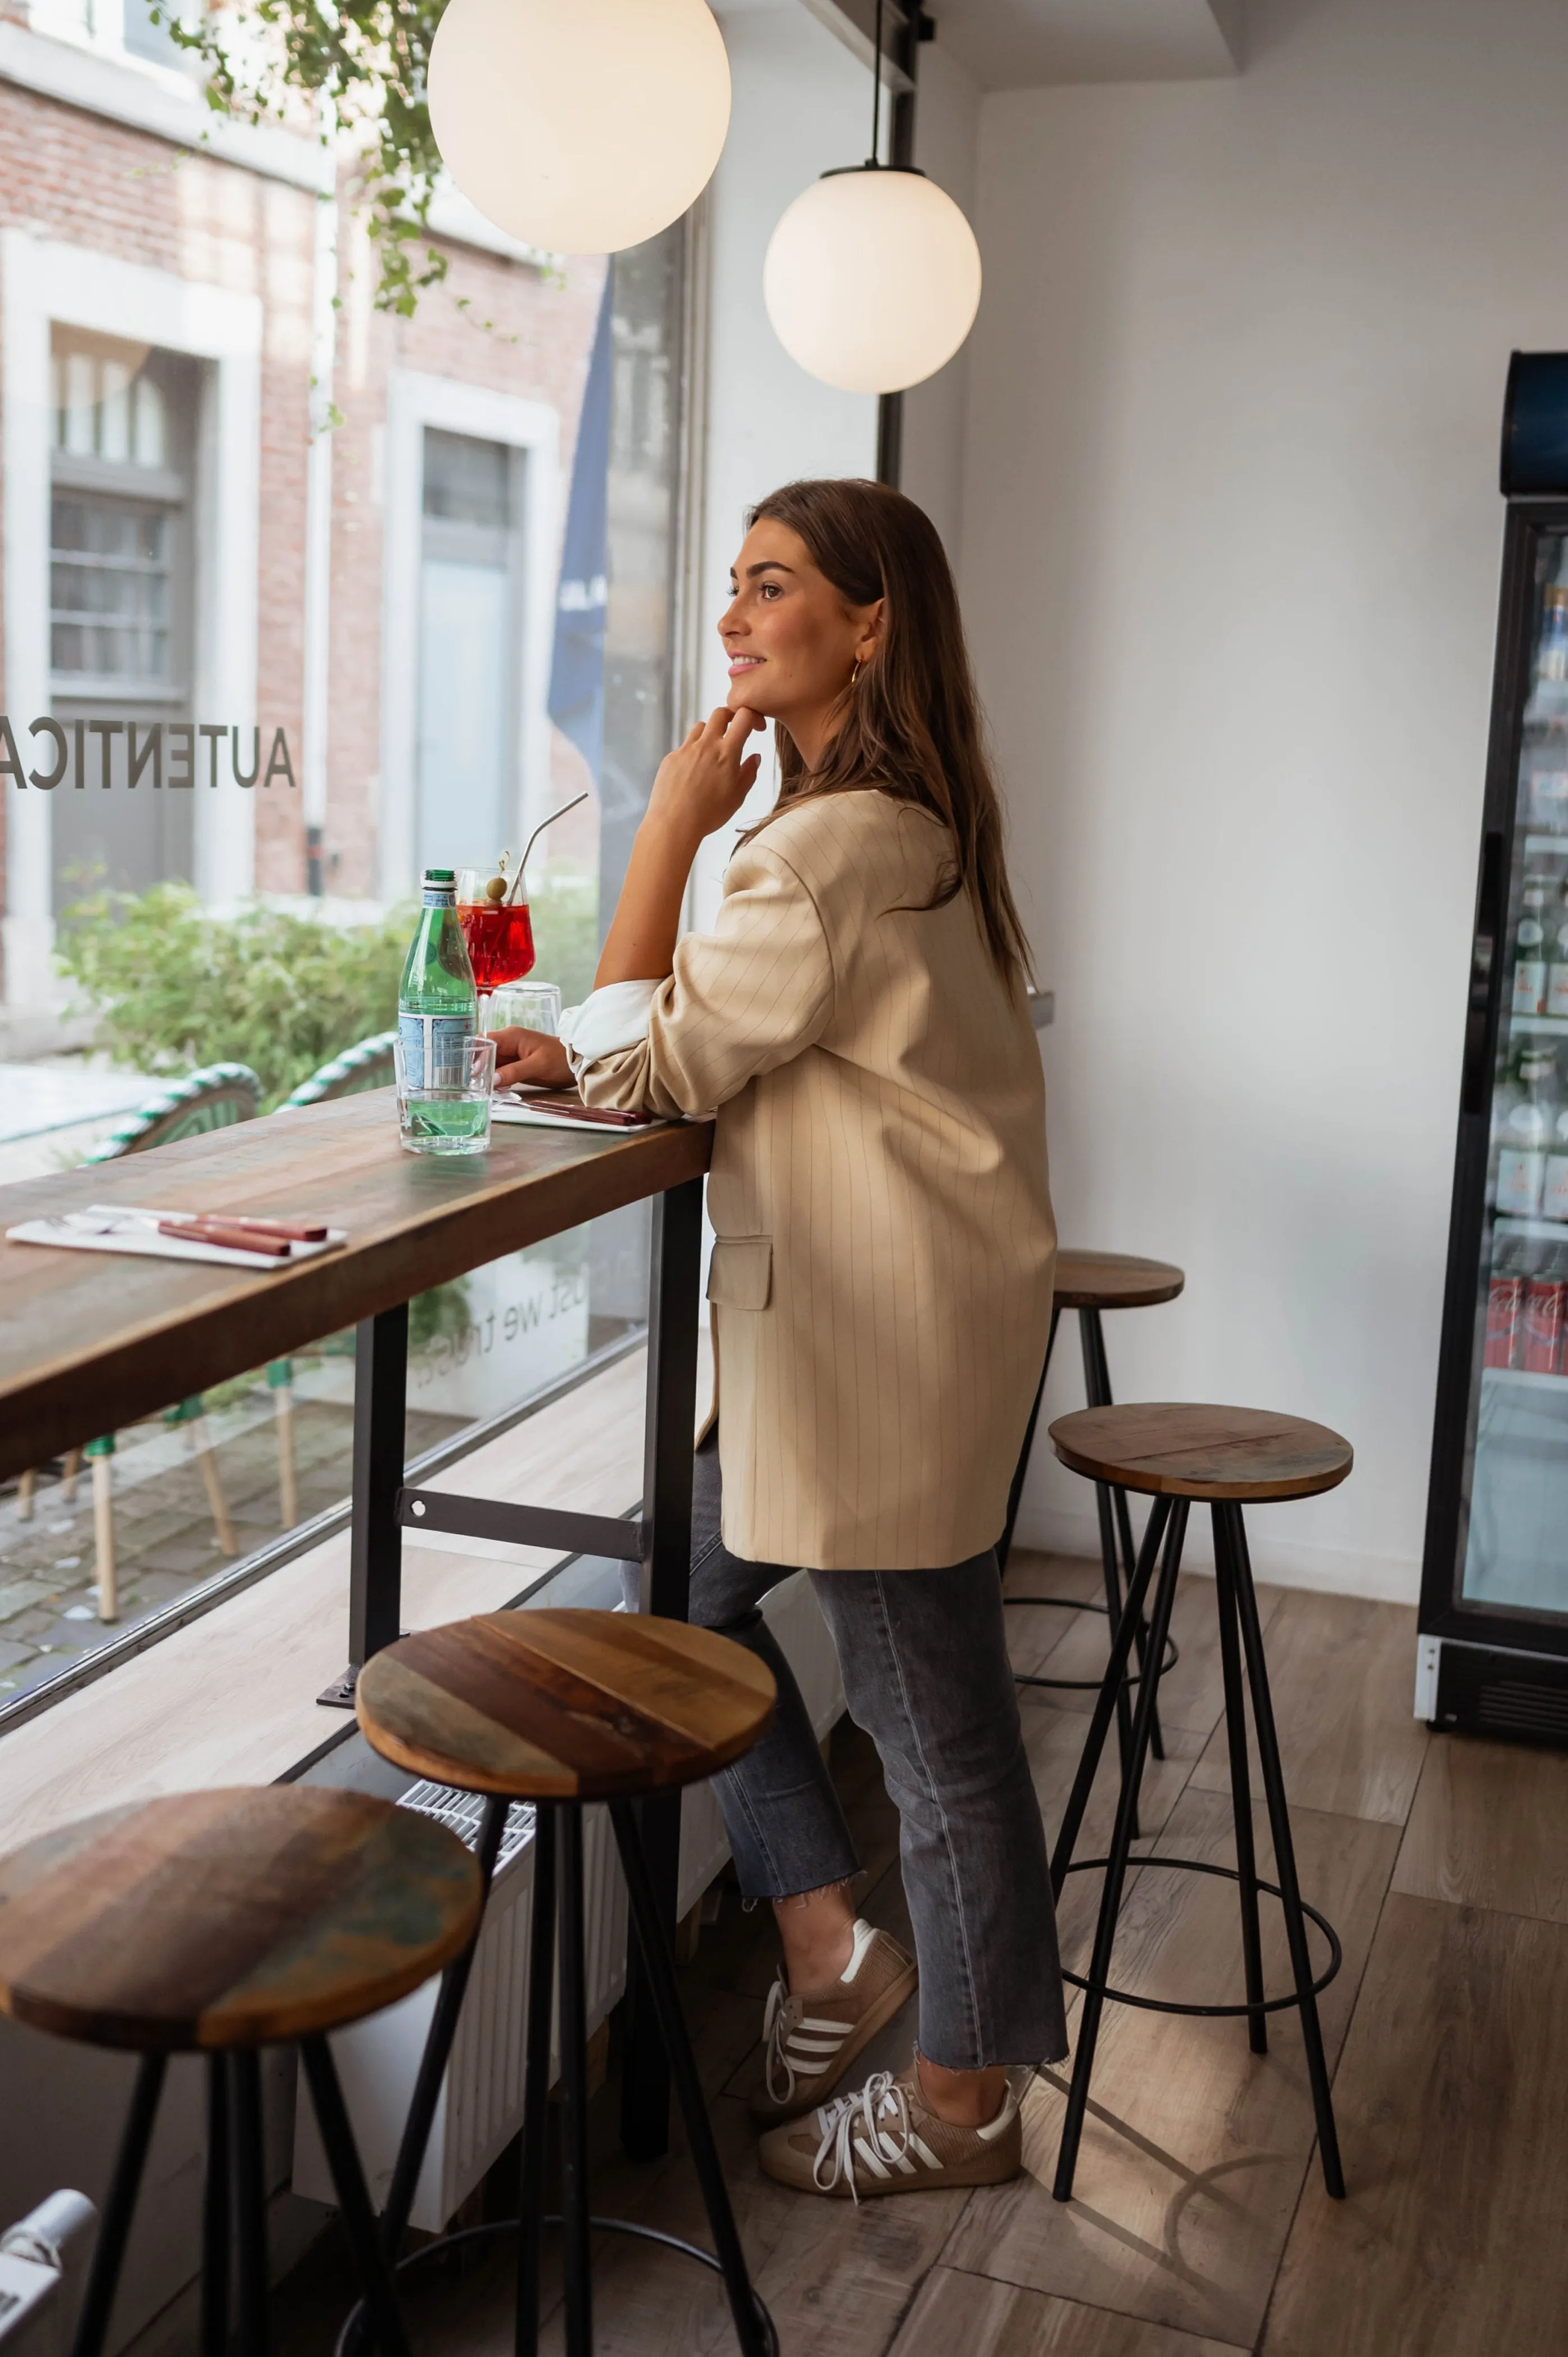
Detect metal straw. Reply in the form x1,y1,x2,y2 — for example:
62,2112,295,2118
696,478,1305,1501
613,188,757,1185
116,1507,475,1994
506,792,591,904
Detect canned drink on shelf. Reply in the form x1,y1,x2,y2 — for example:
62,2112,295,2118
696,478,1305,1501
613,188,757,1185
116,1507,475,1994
1485,1239,1528,1369
1522,1253,1567,1375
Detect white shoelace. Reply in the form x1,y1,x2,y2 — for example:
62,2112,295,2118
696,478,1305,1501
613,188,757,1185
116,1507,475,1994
761,1973,851,2104
809,2072,935,2203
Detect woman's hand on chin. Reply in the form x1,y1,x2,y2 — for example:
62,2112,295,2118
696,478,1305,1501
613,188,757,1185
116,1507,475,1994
645,704,764,845
488,1027,573,1091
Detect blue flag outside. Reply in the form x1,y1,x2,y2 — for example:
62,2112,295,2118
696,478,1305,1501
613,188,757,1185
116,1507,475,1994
547,282,613,781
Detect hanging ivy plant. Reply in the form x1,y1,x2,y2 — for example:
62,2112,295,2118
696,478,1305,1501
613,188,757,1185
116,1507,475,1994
161,0,452,316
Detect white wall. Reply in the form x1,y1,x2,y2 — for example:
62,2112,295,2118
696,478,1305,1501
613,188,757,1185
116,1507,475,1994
964,0,1568,1597
695,3,881,924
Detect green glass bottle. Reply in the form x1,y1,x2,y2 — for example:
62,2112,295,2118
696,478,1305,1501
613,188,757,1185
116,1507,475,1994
398,868,478,1087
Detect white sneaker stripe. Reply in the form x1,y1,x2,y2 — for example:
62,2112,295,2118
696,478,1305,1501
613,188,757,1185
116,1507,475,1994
853,2138,890,2178
908,2133,942,2169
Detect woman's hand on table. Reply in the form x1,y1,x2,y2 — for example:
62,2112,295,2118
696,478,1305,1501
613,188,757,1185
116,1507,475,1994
489,1028,573,1091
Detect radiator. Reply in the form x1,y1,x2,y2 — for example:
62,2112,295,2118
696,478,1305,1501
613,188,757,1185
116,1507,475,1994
293,1571,845,2230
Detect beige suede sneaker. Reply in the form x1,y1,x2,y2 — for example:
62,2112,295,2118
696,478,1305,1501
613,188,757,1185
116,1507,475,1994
757,2061,1022,2200
747,1919,918,2125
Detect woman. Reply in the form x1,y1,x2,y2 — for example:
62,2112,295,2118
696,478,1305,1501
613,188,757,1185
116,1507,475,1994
493,477,1063,2200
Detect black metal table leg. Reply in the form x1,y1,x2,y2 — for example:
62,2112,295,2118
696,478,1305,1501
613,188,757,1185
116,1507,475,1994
230,2051,269,2357
1053,1499,1189,2202
300,2038,414,2357
1222,1503,1345,2199
610,1803,773,2357
381,1792,510,2256
201,2055,229,2357
1212,1504,1267,2055
621,1177,702,2162
515,1804,558,2357
998,1303,1060,1574
70,2054,166,2357
320,1306,409,1708
558,1805,593,2357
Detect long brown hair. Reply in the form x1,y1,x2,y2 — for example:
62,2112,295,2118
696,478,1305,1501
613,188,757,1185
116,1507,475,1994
743,477,1030,979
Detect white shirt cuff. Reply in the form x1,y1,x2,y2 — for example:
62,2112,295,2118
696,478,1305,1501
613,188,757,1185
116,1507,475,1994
558,978,659,1067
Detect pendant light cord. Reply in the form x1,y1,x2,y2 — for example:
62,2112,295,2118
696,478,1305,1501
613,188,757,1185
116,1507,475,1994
870,0,883,165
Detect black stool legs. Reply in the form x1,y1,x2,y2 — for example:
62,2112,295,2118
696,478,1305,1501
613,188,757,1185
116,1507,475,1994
371,1800,775,2357
70,2045,409,2357
1003,1306,1173,1834
511,1802,773,2357
609,1803,771,2357
1049,1497,1344,2206
71,2054,166,2357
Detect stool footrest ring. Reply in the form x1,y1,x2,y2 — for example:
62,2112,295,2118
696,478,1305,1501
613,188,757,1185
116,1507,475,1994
1058,1853,1342,2017
1007,1595,1181,1694
334,2215,780,2357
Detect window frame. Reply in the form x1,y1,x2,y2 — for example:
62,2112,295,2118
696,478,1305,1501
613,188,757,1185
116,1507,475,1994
379,371,560,906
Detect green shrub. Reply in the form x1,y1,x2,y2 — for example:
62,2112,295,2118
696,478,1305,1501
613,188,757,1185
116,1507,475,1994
55,883,412,1111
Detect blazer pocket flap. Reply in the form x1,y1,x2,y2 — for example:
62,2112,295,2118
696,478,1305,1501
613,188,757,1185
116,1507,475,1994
706,1237,773,1311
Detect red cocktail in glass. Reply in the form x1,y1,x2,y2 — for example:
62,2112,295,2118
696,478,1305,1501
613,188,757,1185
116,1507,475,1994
456,870,536,1028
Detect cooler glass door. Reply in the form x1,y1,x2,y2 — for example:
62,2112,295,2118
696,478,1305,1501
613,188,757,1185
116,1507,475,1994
1462,530,1568,1620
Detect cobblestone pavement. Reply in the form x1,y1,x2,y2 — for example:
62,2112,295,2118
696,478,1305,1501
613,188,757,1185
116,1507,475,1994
0,1374,463,1705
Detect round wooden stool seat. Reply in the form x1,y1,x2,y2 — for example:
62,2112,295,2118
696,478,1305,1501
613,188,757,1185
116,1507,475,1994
1054,1250,1185,1311
1051,1402,1353,1503
0,1788,481,2053
356,1609,777,1801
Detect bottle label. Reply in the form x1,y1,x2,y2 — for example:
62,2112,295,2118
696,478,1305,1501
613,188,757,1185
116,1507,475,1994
1513,960,1548,1014
1486,1273,1525,1368
423,886,456,908
1498,1146,1547,1213
1544,1154,1568,1221
398,1013,471,1089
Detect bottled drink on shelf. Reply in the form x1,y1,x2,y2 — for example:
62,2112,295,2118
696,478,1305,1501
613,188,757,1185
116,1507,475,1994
1541,585,1568,684
398,867,478,1089
1512,885,1549,1016
1523,1246,1568,1376
1485,1236,1528,1369
1544,1109,1568,1222
1531,767,1568,832
1547,886,1568,1018
1496,1048,1558,1214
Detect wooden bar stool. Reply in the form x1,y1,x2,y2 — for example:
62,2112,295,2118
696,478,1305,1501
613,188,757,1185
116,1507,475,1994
0,1787,482,2357
354,1608,778,2357
1001,1252,1186,1816
1046,1403,1352,2207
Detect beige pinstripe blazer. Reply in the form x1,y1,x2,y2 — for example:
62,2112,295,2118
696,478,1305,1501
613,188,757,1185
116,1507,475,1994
577,788,1057,1571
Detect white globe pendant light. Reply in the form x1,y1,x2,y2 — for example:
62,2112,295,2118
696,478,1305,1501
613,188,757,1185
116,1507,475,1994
764,165,981,395
428,0,732,256
762,0,980,395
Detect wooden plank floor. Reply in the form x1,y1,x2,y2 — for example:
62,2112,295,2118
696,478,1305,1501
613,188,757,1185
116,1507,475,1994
274,1547,1568,2357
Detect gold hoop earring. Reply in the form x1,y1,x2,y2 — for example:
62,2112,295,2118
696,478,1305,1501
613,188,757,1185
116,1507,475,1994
850,658,862,688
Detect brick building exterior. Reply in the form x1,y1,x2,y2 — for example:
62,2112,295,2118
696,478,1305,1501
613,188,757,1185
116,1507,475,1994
0,1,608,997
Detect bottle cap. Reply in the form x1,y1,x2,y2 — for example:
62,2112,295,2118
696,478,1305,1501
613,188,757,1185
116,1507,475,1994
423,867,456,885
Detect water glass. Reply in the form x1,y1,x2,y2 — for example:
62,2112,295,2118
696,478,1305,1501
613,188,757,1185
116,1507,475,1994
490,981,563,1036
395,1035,496,1156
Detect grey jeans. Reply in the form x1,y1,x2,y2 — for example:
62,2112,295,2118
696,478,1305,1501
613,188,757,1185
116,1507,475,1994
688,1436,1067,2071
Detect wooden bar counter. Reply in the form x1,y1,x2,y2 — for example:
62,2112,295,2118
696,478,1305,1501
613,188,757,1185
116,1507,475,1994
0,1090,709,1481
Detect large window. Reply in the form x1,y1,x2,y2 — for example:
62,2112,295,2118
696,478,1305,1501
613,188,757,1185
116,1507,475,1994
48,329,198,905
0,170,695,1719
416,427,522,877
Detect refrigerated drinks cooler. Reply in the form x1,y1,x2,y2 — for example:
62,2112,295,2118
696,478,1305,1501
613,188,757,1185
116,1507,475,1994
1420,353,1568,1743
